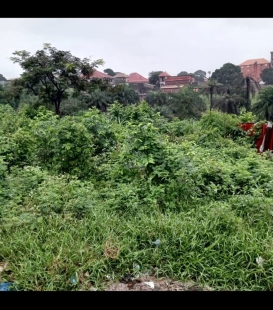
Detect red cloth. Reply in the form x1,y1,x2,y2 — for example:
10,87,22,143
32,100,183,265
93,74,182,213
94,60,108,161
239,122,272,153
256,124,267,153
239,123,255,136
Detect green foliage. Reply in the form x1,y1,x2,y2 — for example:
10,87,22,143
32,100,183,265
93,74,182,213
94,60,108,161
10,43,104,115
109,84,139,106
211,63,243,87
0,74,7,81
148,71,163,86
2,103,273,291
145,90,168,107
103,68,116,77
166,86,206,120
260,68,273,85
193,70,207,82
32,115,94,177
177,71,189,76
252,86,273,121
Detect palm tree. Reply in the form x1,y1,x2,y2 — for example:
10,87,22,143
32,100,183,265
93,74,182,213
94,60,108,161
240,75,261,111
252,86,273,121
110,84,139,106
200,80,225,111
83,89,112,112
213,94,246,115
145,90,168,107
167,86,206,120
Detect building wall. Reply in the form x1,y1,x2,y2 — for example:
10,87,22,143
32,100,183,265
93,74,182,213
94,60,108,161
240,63,270,80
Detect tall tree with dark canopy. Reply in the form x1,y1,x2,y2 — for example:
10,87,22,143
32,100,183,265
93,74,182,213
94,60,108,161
148,71,163,86
260,68,273,85
0,74,7,81
10,43,104,115
103,68,116,77
177,71,189,76
193,70,207,82
211,63,243,88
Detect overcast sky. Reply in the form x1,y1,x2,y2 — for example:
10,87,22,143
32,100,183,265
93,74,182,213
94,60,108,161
1,18,273,79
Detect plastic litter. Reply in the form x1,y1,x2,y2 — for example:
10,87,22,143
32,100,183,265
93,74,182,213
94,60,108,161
256,256,264,267
133,263,140,270
0,282,15,291
152,239,161,246
143,281,155,289
70,276,77,285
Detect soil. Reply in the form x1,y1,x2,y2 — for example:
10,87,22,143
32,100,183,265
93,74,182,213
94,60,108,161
103,273,214,291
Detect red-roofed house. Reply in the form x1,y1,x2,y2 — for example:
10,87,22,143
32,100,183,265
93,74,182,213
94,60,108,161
112,73,129,84
239,58,270,81
158,71,171,87
158,73,195,93
127,72,155,100
80,70,114,84
128,72,149,84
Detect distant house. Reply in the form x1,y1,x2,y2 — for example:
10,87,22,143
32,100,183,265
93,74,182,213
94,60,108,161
127,72,155,100
112,73,129,84
158,71,171,87
239,58,270,81
79,70,113,84
158,72,195,93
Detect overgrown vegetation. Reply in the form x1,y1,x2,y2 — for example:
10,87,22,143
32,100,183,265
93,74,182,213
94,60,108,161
1,45,273,291
1,99,273,291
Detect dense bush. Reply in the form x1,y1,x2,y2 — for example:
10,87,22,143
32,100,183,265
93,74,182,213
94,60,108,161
1,102,273,291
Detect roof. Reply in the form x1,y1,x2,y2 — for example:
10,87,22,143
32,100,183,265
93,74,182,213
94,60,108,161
91,70,112,79
166,76,193,81
79,70,112,79
113,73,129,78
128,72,149,83
158,71,171,77
239,58,270,66
164,76,194,85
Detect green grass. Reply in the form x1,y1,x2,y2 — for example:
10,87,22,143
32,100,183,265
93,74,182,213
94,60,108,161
1,102,273,291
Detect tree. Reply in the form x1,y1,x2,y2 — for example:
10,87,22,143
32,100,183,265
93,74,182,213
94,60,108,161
146,90,168,107
148,71,163,86
1,78,24,109
177,71,189,76
213,94,246,115
109,84,139,106
166,86,206,120
103,68,116,77
241,75,261,111
211,63,243,88
252,87,273,121
260,68,273,85
86,78,112,93
193,70,207,82
10,43,104,115
200,80,225,111
0,74,7,81
81,89,112,112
